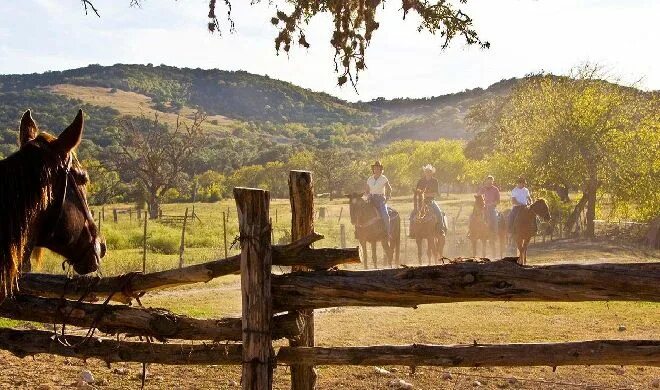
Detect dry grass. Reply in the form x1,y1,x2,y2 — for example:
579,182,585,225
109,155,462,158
48,84,236,134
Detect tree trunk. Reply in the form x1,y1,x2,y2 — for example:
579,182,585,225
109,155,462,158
585,181,598,238
149,191,160,219
554,185,570,202
565,193,588,235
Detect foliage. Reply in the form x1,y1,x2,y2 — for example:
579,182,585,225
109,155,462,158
83,1,487,87
381,139,467,194
84,158,128,205
467,66,660,229
106,113,208,217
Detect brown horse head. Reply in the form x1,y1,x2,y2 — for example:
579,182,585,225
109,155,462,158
530,199,551,222
0,110,106,295
346,192,368,225
473,194,485,209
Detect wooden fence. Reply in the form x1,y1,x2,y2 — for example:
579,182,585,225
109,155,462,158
1,170,659,390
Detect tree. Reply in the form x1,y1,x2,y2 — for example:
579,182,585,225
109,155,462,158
467,66,660,236
84,159,127,205
311,149,362,198
107,113,207,218
80,0,488,86
382,139,467,195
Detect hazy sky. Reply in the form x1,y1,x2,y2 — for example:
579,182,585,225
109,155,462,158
0,0,658,101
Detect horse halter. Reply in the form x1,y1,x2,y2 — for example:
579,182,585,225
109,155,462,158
42,151,100,266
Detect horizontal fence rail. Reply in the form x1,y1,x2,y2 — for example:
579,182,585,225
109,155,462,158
272,260,660,310
0,328,243,365
0,295,300,341
277,340,660,367
1,330,657,368
18,233,359,304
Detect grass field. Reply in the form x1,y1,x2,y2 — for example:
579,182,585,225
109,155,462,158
5,195,659,389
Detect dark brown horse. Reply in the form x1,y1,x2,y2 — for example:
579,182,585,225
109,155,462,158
347,193,400,269
0,110,106,298
511,199,551,265
409,190,445,265
468,194,507,258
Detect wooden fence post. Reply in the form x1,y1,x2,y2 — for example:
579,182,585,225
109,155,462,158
340,224,346,249
288,170,318,389
142,211,148,273
234,187,273,390
338,207,343,223
113,209,118,223
179,208,189,269
101,206,105,222
223,211,228,259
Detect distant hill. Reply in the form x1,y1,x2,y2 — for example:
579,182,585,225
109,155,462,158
0,64,521,165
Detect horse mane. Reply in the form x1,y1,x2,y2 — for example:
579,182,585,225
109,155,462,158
0,134,58,297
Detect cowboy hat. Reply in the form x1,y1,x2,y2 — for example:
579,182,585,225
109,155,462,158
371,161,384,168
422,164,436,173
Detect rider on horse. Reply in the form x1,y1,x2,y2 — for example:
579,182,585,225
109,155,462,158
410,164,446,235
509,176,533,233
365,160,392,238
477,175,500,233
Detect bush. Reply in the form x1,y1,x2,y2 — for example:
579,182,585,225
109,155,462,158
148,236,179,254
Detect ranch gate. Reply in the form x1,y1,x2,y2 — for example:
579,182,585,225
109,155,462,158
1,170,659,389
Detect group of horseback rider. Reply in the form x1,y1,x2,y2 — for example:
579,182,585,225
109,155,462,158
364,160,534,237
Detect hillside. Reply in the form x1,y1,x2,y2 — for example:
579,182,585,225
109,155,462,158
0,64,520,165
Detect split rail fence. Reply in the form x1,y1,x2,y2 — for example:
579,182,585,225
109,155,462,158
1,170,659,390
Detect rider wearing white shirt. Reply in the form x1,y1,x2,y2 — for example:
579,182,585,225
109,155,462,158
509,177,532,232
365,161,392,237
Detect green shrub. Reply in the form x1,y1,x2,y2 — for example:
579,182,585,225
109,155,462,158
148,236,179,254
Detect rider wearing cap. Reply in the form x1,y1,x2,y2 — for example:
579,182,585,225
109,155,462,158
410,164,446,233
365,161,392,237
477,175,500,233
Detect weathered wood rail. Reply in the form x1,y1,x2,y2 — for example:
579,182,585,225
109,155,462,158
18,233,359,304
272,260,660,311
0,294,300,341
0,328,243,365
1,330,657,368
277,340,660,367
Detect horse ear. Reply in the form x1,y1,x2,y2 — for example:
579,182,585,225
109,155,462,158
56,109,84,153
19,110,39,147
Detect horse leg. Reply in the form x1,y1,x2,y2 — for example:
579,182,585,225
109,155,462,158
516,238,524,265
416,238,423,265
360,241,368,270
471,239,477,258
371,241,378,269
427,236,434,266
382,240,392,268
522,239,530,265
437,234,445,263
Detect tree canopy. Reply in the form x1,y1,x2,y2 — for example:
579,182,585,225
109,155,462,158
81,0,488,86
466,66,660,234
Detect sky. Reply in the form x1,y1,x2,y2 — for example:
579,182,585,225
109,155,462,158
0,0,658,101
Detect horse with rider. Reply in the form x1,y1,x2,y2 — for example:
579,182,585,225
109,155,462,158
409,164,447,264
347,161,400,269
